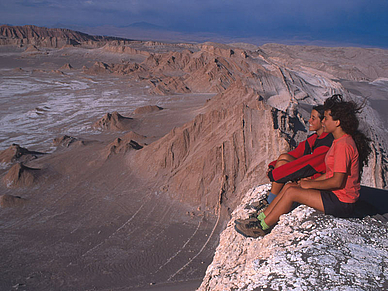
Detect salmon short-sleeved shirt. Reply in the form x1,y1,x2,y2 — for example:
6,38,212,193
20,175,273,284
324,134,360,203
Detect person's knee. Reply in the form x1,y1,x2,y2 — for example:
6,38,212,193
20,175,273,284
275,159,289,168
278,153,289,160
283,186,299,201
283,182,297,191
275,153,295,167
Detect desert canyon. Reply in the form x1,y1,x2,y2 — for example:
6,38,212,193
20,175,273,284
0,25,387,290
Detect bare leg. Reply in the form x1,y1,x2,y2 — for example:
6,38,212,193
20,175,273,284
271,181,285,196
264,182,296,216
264,186,324,227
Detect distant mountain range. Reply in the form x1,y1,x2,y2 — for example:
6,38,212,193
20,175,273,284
120,22,166,30
0,24,131,42
0,23,207,45
0,24,135,47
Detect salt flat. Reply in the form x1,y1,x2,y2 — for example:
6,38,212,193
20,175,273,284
0,48,212,152
0,46,217,291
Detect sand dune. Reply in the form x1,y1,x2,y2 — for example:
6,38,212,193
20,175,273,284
133,105,164,115
2,162,40,188
0,194,27,207
53,135,83,148
92,111,137,132
103,137,143,159
0,144,43,164
59,63,73,70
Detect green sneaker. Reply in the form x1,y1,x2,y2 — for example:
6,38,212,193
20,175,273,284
237,198,269,225
234,220,271,238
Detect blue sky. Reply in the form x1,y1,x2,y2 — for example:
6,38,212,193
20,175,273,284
1,0,387,48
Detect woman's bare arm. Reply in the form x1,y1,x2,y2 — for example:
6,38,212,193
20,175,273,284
299,172,346,190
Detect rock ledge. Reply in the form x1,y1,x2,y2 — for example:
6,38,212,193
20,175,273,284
198,184,388,290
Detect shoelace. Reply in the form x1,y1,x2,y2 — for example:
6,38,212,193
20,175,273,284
247,220,262,229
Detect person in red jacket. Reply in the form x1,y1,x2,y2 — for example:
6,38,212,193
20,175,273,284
265,105,334,204
235,95,371,238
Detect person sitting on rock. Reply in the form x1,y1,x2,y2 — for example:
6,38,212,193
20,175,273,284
246,105,334,217
235,94,371,238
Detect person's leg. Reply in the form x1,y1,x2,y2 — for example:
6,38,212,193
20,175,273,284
264,182,297,215
235,184,314,238
268,182,283,202
264,186,324,227
268,154,297,202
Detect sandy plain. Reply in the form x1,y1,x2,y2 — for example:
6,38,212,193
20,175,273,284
0,46,220,290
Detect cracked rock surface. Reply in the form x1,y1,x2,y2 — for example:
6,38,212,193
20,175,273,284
199,184,388,291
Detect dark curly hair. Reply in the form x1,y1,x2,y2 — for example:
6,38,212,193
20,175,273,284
312,104,325,120
323,94,371,179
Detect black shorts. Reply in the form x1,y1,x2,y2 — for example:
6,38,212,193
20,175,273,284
320,190,355,218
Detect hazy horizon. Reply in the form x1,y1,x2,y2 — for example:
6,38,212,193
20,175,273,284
1,0,387,49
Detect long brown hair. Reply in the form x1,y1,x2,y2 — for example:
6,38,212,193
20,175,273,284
323,94,371,178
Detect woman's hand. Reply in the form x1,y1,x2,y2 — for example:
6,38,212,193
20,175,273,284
298,179,311,189
298,172,345,191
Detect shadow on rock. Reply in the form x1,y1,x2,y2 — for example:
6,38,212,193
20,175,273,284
354,186,388,222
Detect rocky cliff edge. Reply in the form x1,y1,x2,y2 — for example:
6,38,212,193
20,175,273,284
198,184,388,290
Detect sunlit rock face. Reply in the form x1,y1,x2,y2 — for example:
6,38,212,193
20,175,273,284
198,184,388,291
132,41,388,210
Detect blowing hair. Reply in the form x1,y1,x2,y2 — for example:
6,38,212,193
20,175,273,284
312,104,325,120
323,94,371,178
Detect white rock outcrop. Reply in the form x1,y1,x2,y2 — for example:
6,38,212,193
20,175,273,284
199,184,388,290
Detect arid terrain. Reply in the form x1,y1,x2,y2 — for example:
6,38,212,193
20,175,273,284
0,25,387,290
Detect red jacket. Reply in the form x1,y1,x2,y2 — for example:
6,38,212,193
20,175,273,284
268,132,334,183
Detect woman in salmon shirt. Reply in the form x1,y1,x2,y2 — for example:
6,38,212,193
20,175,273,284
235,94,371,238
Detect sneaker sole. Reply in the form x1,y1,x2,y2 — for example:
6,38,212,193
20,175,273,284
234,223,268,238
234,224,253,238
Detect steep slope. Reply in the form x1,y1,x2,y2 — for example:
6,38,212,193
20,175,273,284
132,42,388,212
133,86,289,208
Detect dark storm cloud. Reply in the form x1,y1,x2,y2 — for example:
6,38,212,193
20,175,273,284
1,0,387,47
